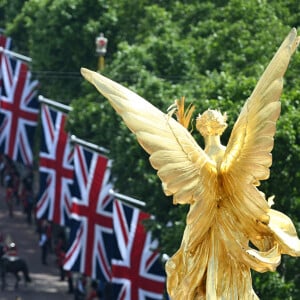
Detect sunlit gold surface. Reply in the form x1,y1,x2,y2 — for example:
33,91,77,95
81,28,300,299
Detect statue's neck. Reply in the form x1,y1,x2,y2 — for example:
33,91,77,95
203,135,225,164
204,135,222,148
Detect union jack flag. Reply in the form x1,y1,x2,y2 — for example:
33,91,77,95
0,54,39,165
0,33,12,93
36,104,74,225
0,33,12,54
112,200,166,300
64,144,117,281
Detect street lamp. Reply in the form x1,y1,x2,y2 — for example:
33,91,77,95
95,32,108,71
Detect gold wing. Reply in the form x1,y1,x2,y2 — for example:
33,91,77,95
221,28,299,185
217,29,300,270
81,68,217,205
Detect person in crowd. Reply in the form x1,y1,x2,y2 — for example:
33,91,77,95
4,242,18,257
74,274,87,300
55,232,67,281
0,232,5,257
38,221,49,265
66,270,74,294
45,221,53,253
0,154,6,186
54,232,74,293
86,280,99,300
4,170,14,217
12,166,20,206
21,170,35,224
22,169,34,192
24,191,34,224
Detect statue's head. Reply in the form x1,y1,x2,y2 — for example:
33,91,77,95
196,109,227,137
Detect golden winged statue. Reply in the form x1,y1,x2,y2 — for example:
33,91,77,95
81,28,300,299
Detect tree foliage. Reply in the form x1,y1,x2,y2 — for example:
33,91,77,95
2,0,300,297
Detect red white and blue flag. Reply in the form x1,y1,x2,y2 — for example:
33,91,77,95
0,33,12,57
36,104,74,225
112,200,166,300
0,54,39,165
0,33,11,101
64,144,116,281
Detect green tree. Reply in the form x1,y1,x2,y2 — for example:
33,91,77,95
5,0,118,100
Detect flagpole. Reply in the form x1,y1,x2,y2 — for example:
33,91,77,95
70,135,109,154
109,189,146,207
38,95,72,112
0,46,32,63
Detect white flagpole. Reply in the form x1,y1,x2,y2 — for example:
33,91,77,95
70,135,109,154
38,95,72,112
0,46,32,63
109,189,146,207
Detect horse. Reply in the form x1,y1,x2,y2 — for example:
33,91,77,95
0,255,31,290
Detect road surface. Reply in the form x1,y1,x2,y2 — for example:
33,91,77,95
0,186,74,300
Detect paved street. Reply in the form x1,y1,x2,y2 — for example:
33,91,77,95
0,187,74,300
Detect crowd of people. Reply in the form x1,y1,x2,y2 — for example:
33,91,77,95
0,154,109,299
0,154,34,222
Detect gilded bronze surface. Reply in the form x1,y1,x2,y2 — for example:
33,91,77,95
81,28,300,299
